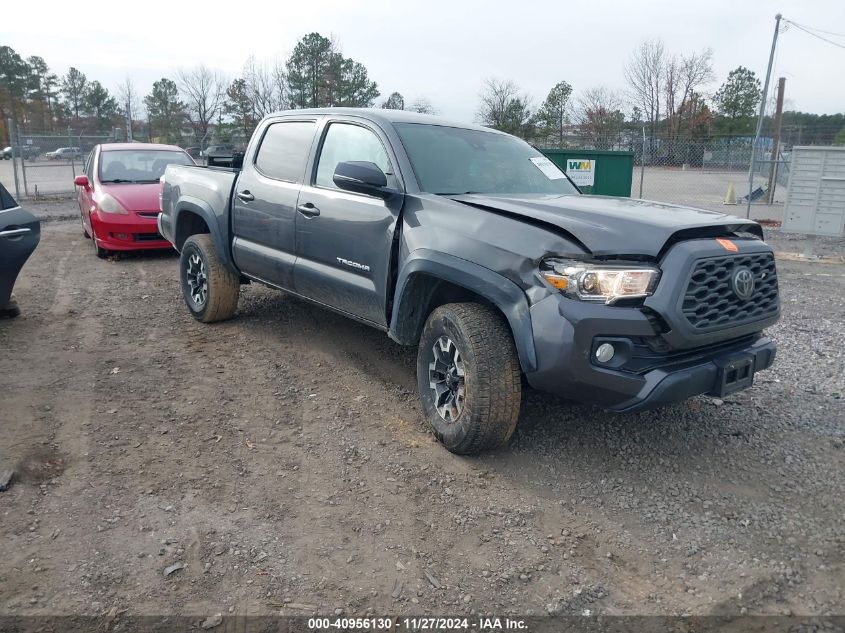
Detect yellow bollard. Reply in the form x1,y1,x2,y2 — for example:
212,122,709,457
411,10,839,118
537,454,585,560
723,182,737,205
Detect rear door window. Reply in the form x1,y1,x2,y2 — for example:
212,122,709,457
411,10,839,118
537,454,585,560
254,121,316,183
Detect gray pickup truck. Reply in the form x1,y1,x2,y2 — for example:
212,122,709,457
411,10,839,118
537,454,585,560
159,108,780,454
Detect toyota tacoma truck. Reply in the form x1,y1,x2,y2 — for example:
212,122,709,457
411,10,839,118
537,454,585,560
159,108,780,454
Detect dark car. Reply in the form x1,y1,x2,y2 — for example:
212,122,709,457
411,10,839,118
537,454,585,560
202,144,233,157
0,182,40,317
2,146,39,160
203,144,235,168
160,108,780,454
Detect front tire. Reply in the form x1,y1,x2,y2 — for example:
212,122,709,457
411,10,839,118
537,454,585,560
180,234,239,323
417,303,521,455
90,227,108,258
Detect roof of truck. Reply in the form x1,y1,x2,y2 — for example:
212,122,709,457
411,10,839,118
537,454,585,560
266,108,503,135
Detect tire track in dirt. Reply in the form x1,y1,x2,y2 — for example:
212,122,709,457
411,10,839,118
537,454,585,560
1,226,107,611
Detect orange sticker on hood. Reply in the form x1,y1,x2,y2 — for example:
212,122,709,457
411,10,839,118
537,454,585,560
716,238,738,252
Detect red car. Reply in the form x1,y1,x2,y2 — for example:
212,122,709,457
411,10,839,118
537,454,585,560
74,143,194,257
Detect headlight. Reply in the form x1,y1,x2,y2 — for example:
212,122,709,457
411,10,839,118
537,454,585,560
540,258,660,304
97,193,128,214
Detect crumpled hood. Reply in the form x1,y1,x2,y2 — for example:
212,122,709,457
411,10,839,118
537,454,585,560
447,193,761,257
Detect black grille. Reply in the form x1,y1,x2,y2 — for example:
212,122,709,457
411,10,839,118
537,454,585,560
624,334,758,374
133,232,164,242
682,252,779,331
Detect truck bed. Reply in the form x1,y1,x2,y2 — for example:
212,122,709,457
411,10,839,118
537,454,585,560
158,164,239,260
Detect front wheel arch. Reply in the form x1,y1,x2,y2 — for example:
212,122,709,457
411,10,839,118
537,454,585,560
389,252,537,374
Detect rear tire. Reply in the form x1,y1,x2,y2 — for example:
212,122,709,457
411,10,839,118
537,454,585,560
180,234,239,323
417,303,521,455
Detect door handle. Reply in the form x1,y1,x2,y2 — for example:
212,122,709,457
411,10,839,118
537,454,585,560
0,228,31,238
236,190,254,202
297,203,320,217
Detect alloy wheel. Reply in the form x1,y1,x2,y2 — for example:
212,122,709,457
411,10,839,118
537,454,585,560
428,335,466,422
186,253,208,307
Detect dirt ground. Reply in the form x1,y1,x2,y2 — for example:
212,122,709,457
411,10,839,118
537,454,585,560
1,209,843,620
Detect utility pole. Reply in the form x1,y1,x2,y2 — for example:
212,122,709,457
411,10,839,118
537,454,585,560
767,77,786,204
126,96,134,142
746,13,782,219
639,126,646,198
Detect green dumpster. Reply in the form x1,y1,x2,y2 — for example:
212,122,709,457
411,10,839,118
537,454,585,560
541,149,634,197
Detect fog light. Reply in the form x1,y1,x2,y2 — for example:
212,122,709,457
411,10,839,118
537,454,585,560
595,343,615,363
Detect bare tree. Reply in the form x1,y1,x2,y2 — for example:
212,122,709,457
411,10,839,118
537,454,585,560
627,40,715,143
408,97,437,115
624,40,665,140
477,78,519,128
476,78,534,137
243,55,288,118
576,87,625,150
177,65,226,144
663,48,714,139
117,77,141,140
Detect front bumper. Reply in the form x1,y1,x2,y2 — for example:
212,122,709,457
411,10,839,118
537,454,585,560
92,211,171,251
524,294,776,412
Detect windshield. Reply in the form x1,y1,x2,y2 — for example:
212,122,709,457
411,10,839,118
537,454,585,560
395,123,579,196
99,149,193,183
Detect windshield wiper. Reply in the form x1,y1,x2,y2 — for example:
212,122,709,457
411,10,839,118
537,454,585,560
101,179,160,184
434,191,483,196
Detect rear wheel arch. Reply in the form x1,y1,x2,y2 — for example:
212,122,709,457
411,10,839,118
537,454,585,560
389,251,537,374
174,208,210,251
172,199,234,273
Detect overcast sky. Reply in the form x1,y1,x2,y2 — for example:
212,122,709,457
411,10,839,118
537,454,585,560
3,0,844,122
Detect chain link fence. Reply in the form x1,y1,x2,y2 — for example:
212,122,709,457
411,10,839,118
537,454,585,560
0,118,247,199
1,118,792,219
539,132,789,221
3,119,115,199
632,135,788,220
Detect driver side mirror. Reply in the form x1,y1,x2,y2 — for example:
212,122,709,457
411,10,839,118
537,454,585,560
333,161,389,198
74,175,90,190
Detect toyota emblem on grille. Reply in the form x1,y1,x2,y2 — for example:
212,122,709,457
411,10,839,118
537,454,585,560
732,267,755,300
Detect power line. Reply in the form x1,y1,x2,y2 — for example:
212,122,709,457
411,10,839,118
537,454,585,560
784,20,845,39
784,20,845,50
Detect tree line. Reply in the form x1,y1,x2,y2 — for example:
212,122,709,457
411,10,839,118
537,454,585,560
477,39,844,148
0,32,435,146
2,34,843,148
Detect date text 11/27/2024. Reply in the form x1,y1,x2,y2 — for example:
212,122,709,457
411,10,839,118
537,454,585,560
307,617,528,630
